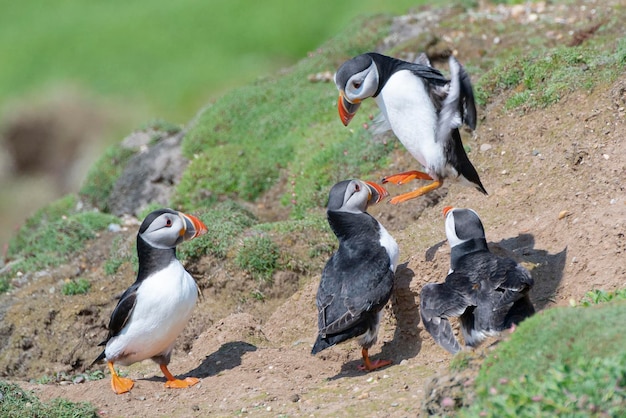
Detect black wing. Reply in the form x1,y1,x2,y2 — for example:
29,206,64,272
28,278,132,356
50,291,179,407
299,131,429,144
312,248,393,353
420,274,477,354
92,281,140,365
101,281,140,345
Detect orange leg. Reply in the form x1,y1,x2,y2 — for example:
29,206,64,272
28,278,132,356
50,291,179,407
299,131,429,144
357,348,392,371
389,179,444,205
381,170,433,185
108,361,134,394
160,364,199,389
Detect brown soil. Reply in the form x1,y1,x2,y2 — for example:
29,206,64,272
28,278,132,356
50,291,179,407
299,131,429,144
2,1,625,417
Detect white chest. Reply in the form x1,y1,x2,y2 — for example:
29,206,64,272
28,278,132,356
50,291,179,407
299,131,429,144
375,71,446,177
378,222,399,273
106,260,199,365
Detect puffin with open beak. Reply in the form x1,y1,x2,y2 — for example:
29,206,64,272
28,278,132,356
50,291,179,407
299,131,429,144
312,179,399,371
335,52,487,204
92,208,207,394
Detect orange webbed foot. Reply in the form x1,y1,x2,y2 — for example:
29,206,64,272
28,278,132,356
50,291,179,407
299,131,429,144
108,361,134,394
160,364,199,389
357,348,392,371
381,170,432,185
164,377,200,389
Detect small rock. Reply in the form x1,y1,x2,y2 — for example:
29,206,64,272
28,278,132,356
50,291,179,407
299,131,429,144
480,143,492,152
108,223,122,232
192,405,200,411
290,394,300,403
558,210,571,220
357,392,370,400
266,406,272,412
72,375,85,384
391,402,399,407
400,359,409,366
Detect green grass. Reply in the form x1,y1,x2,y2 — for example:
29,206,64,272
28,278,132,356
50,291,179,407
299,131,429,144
580,288,626,306
459,300,626,417
475,35,626,110
235,235,281,283
1,194,119,289
0,380,98,418
61,278,91,296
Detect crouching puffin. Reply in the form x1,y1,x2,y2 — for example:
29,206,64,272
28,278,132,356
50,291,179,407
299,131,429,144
92,208,207,394
312,179,399,370
420,207,535,354
335,52,487,204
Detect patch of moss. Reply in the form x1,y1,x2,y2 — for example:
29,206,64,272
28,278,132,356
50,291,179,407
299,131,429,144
235,235,280,283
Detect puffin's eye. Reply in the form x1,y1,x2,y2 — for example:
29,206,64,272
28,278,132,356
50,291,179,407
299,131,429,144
165,219,172,227
355,184,361,192
352,81,361,89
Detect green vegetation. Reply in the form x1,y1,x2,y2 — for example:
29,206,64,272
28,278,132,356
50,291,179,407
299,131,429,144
0,194,119,290
61,278,91,296
581,288,626,306
0,380,98,418
475,37,626,110
235,235,281,282
178,202,257,261
459,300,626,417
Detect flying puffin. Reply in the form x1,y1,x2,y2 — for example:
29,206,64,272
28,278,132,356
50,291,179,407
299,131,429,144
335,52,487,204
312,179,399,371
92,208,208,394
420,207,535,354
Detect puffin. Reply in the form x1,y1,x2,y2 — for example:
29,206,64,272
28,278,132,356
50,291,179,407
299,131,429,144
420,206,535,354
92,208,208,394
334,52,487,204
312,179,399,371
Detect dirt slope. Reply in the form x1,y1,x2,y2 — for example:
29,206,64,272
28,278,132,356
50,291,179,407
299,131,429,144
4,1,626,417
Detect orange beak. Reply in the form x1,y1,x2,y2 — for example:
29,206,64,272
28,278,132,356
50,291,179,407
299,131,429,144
338,93,361,126
180,212,208,241
443,206,454,217
364,181,389,204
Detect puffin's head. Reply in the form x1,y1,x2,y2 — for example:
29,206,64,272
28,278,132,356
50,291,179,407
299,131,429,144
327,179,388,214
139,209,207,250
443,206,485,248
335,54,379,126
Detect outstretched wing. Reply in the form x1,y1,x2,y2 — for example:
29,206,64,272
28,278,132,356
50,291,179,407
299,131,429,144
420,276,476,354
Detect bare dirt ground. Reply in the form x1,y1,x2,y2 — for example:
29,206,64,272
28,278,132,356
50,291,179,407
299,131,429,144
3,1,625,417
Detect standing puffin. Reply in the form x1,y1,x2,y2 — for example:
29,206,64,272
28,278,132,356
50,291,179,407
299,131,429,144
92,208,207,394
335,52,487,204
312,179,399,371
420,207,535,354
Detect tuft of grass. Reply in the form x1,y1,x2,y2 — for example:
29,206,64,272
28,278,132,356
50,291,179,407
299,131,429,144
61,278,91,296
1,195,119,289
459,301,626,417
235,235,280,283
580,288,626,306
0,380,99,417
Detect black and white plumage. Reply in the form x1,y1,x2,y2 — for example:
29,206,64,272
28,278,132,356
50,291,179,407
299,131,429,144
335,52,487,204
420,207,535,354
92,208,207,394
312,179,399,371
